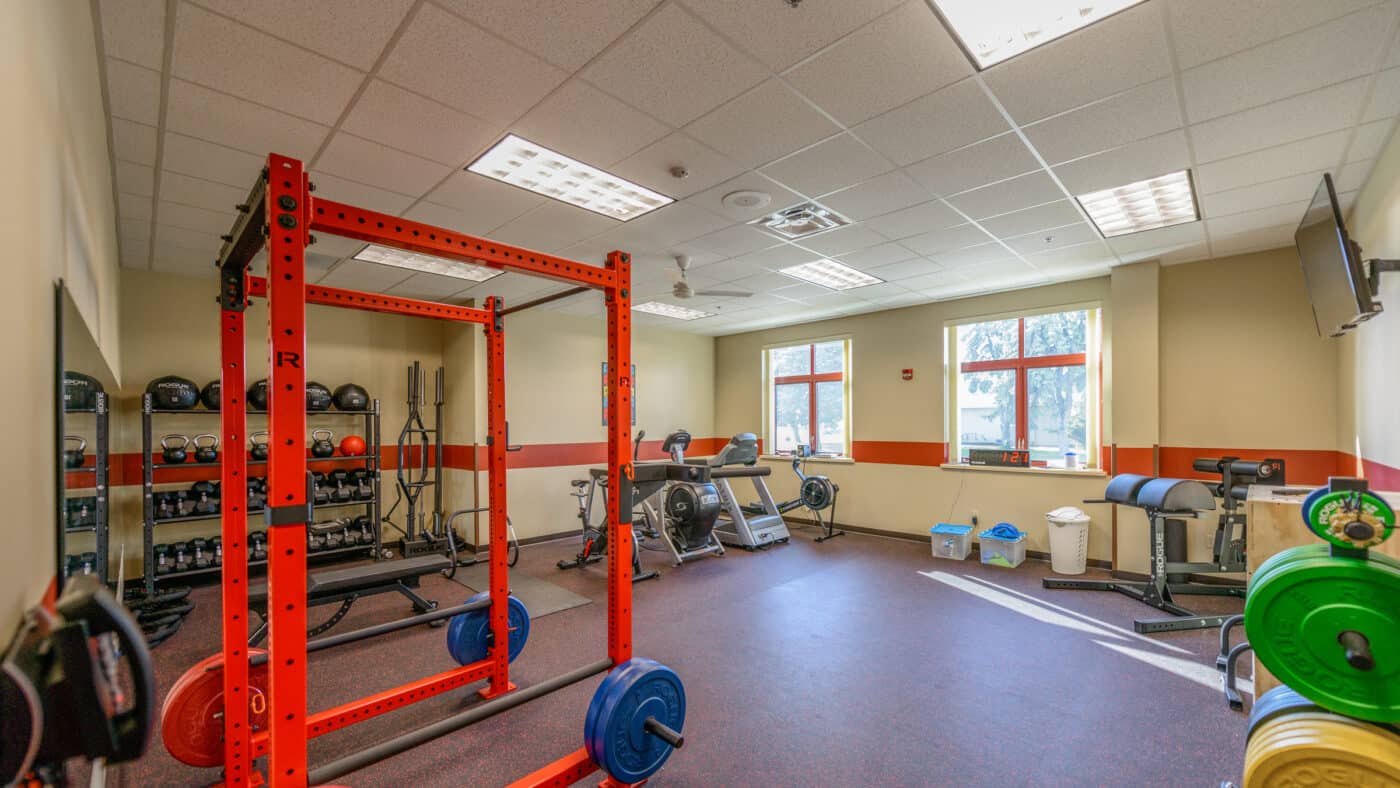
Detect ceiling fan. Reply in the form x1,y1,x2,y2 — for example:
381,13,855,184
671,255,752,300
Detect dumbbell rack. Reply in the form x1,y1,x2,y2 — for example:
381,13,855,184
63,391,110,584
140,394,384,593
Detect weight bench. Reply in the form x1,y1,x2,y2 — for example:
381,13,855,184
247,554,451,645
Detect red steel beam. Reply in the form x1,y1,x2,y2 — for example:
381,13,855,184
308,198,616,290
604,251,634,667
504,747,599,788
249,659,495,757
265,154,311,785
246,277,491,324
481,298,514,699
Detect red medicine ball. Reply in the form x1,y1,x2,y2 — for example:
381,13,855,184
339,435,367,457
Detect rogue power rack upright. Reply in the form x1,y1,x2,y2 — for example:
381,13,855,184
177,153,698,787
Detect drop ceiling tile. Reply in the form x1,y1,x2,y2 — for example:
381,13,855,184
792,224,889,257
119,235,151,268
852,77,1008,166
982,3,1171,124
685,80,842,170
1003,222,1099,255
1052,129,1192,195
610,132,745,200
1363,67,1400,123
1199,171,1328,218
161,133,264,188
606,202,732,251
736,243,823,271
1210,223,1297,258
316,133,453,197
1181,6,1393,123
380,3,566,125
690,258,767,285
901,223,995,256
438,0,657,71
99,0,165,70
686,0,903,71
400,202,481,236
1107,220,1207,262
904,133,1040,198
817,171,930,221
689,225,778,258
192,0,414,70
898,268,972,292
111,118,157,165
1205,200,1309,238
686,172,804,223
835,242,918,269
1022,78,1182,165
582,4,765,127
118,193,152,224
979,200,1085,240
158,200,232,235
384,271,477,300
961,258,1049,289
931,242,1018,270
306,172,417,216
116,161,155,197
426,172,544,231
170,3,363,126
342,80,499,167
105,58,161,125
1167,0,1382,69
1025,239,1117,274
1194,131,1349,194
154,223,221,256
319,260,415,291
1349,118,1399,161
306,233,365,260
488,201,618,253
1335,159,1375,193
760,134,892,199
868,257,942,281
119,218,150,243
770,280,834,302
1188,78,1369,163
945,170,1063,220
863,199,965,239
1388,27,1400,69
511,80,670,170
785,1,972,126
165,78,329,160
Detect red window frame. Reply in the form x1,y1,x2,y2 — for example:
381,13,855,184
958,316,1086,461
772,342,844,454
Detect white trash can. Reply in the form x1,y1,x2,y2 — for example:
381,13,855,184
1046,506,1091,575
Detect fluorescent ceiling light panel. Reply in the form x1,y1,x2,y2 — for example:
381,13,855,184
354,244,503,282
932,0,1148,69
467,134,673,221
751,202,850,240
779,259,884,290
632,301,715,320
1076,170,1199,238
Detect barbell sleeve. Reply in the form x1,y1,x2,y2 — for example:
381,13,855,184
644,717,685,749
1338,630,1375,671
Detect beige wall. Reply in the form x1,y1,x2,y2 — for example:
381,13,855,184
1,1,123,629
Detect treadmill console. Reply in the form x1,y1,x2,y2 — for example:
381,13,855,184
709,433,759,467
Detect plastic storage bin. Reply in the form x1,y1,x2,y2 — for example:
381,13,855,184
931,523,973,560
1046,506,1091,575
978,526,1027,568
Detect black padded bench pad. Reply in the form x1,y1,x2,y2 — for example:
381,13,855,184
248,554,451,608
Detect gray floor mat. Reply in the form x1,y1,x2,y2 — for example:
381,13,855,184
449,563,592,618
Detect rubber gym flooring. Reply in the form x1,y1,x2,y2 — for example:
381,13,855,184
123,527,1249,786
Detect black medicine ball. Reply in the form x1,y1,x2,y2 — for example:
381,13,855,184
306,381,333,411
200,380,221,410
63,370,103,412
247,379,269,411
147,375,200,410
332,383,369,411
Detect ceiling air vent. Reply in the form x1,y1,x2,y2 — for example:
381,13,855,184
750,201,850,240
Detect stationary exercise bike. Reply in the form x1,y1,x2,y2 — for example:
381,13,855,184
557,431,661,582
742,445,844,542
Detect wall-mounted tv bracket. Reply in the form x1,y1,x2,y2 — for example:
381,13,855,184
1368,257,1399,302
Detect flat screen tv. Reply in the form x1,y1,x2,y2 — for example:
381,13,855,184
1294,173,1379,337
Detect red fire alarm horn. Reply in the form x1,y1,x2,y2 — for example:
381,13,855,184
901,368,914,381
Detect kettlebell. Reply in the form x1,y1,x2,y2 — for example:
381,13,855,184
193,433,219,463
63,435,86,468
161,434,190,464
310,429,335,458
249,431,269,461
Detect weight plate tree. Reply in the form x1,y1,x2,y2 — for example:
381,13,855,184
1306,489,1395,549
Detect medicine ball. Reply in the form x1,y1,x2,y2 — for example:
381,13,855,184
147,375,200,410
247,379,269,411
306,381,333,411
332,383,369,412
63,370,103,412
199,380,220,410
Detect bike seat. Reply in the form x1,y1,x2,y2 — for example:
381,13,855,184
570,480,589,488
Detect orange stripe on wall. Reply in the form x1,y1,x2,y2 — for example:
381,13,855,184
1158,446,1342,486
851,441,945,466
1113,446,1155,476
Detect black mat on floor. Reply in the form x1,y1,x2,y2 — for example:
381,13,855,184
449,563,591,619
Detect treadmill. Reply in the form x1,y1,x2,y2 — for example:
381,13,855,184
692,433,791,550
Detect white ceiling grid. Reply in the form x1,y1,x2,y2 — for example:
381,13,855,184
93,0,1400,336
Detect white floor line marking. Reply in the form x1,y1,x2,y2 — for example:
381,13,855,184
960,575,1193,656
919,570,1128,642
1096,640,1253,696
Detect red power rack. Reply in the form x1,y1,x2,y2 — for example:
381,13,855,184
213,153,637,787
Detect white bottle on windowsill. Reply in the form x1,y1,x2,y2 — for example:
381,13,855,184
1064,451,1080,469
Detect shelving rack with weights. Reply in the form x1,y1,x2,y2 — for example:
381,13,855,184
138,394,383,593
63,390,110,584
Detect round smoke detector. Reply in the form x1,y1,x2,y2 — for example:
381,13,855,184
722,190,771,210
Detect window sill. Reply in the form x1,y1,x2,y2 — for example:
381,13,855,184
761,454,855,465
939,463,1106,478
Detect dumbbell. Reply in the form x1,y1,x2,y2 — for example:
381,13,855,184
311,472,330,506
249,531,268,562
153,492,176,520
328,469,353,503
191,538,212,570
350,468,374,500
67,497,96,529
63,555,78,579
247,477,268,510
77,552,96,575
154,543,173,575
173,491,193,518
323,527,344,550
308,530,328,551
353,515,374,546
171,542,193,573
211,536,223,566
189,481,220,516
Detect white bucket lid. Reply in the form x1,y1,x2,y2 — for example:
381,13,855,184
1046,506,1090,523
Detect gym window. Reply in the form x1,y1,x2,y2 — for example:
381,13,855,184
946,306,1101,469
764,339,851,458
